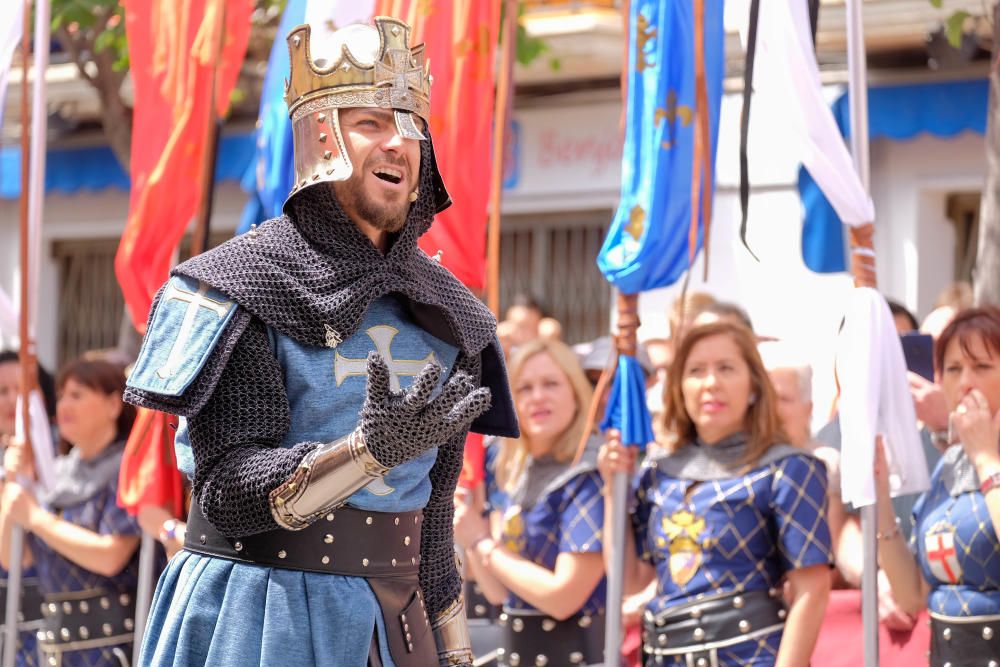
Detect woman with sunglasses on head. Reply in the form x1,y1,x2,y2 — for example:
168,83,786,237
600,321,833,666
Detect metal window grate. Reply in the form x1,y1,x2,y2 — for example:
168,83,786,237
53,238,123,366
499,212,612,344
52,232,232,366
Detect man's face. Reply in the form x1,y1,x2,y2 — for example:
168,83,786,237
332,108,422,233
504,305,542,347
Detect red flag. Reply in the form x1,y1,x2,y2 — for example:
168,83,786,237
116,0,253,516
376,0,500,289
117,0,253,331
458,432,485,490
118,408,185,517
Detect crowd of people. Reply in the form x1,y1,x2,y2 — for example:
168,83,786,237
4,5,998,664
0,278,996,666
455,281,999,667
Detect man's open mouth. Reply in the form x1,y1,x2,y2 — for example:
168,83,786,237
373,166,404,185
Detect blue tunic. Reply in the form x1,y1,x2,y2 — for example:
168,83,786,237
28,472,141,667
139,296,458,667
911,446,1000,617
497,463,606,616
632,452,833,666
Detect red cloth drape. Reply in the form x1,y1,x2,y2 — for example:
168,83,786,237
117,0,253,330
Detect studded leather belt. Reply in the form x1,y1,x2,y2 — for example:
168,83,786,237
929,610,1000,667
184,500,422,577
37,588,136,655
184,501,437,667
642,589,786,664
496,608,604,666
0,576,45,626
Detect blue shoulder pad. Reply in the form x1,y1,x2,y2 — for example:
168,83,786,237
128,275,238,397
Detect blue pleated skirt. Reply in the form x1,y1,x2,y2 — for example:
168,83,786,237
138,550,395,667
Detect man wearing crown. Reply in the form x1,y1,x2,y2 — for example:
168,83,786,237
122,17,518,667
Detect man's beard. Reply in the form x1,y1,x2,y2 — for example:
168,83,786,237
335,166,411,233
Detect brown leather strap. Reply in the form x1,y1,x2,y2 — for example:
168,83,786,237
184,501,422,577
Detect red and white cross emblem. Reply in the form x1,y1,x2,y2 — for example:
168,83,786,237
924,531,962,584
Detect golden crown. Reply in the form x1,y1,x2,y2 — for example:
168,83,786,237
283,17,432,122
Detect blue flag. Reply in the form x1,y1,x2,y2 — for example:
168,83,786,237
596,1,724,448
597,0,725,294
238,0,309,233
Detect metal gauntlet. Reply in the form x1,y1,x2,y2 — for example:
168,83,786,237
431,597,473,666
269,430,390,530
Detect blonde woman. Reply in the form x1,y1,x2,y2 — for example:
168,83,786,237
454,339,606,666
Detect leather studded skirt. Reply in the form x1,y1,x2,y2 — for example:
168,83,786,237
929,611,1000,667
37,588,136,664
496,608,604,666
642,589,786,667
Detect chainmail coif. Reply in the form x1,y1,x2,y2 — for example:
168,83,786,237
173,139,496,359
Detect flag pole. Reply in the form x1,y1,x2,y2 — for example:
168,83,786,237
486,0,517,317
844,1,879,666
604,292,639,666
5,0,48,664
190,0,226,258
4,1,31,662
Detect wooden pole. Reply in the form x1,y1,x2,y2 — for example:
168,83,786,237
189,0,226,258
5,2,35,665
486,0,518,317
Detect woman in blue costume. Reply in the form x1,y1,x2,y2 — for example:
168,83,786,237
877,306,1000,667
122,17,516,667
455,339,606,666
0,357,142,667
0,351,56,667
601,321,833,666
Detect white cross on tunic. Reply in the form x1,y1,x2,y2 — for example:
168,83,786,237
334,325,437,392
156,282,234,379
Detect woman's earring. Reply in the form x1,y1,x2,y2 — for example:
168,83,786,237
748,392,758,406
409,190,419,202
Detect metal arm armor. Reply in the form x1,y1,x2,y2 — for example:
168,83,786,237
431,597,474,666
268,429,389,530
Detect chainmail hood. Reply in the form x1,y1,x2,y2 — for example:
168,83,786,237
174,137,493,358
649,432,803,481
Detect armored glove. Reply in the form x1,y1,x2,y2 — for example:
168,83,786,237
360,352,492,468
270,352,490,530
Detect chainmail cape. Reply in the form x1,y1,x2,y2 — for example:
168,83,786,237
508,434,602,511
648,432,804,481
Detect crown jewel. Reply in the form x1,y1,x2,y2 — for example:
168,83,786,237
284,17,431,121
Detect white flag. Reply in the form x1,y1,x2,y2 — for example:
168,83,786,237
0,1,24,132
14,391,57,493
837,288,930,507
749,0,875,227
